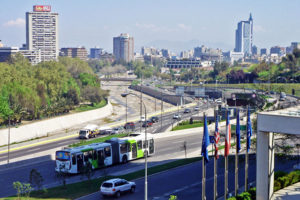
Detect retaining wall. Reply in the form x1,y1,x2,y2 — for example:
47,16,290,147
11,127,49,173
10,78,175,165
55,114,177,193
0,102,113,146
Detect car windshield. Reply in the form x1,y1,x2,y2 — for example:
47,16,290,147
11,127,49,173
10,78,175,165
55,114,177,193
79,130,87,135
102,182,113,188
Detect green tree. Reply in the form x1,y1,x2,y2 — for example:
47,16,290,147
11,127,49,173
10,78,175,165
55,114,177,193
29,169,44,190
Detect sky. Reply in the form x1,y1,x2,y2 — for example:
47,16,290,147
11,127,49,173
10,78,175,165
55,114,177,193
0,0,300,53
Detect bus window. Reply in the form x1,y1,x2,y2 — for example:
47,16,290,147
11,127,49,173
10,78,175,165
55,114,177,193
72,154,76,165
93,150,97,160
104,147,111,157
143,140,148,148
83,151,91,162
149,139,154,154
120,143,128,154
137,140,142,149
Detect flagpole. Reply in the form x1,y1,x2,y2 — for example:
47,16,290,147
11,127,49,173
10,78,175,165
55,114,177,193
202,112,206,200
235,109,239,196
225,107,228,199
245,106,249,192
214,109,218,200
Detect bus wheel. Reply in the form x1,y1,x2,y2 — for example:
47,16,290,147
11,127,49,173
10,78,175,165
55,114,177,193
122,155,128,164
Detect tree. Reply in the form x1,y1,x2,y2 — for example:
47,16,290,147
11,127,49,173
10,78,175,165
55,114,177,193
13,181,33,200
81,161,95,184
29,169,44,190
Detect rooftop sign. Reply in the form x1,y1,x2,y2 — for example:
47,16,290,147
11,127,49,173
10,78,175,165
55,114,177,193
33,5,51,12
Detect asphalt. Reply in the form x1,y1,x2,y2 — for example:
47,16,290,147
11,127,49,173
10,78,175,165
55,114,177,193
77,155,300,200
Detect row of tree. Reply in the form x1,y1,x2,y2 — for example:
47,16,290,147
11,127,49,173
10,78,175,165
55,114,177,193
0,54,108,125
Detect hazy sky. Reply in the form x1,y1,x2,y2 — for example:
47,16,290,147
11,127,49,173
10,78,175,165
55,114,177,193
0,0,299,53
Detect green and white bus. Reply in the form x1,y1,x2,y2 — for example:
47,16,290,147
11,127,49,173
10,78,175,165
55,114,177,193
55,135,155,174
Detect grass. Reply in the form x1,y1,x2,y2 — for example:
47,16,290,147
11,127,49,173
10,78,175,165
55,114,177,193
171,120,204,131
2,157,202,200
74,99,107,112
68,133,128,147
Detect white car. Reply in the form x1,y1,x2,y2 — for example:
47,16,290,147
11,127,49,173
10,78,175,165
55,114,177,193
100,178,136,198
140,116,146,122
216,99,222,104
173,113,181,120
194,106,200,111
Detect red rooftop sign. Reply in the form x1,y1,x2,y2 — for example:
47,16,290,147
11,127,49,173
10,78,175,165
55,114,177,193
33,5,51,12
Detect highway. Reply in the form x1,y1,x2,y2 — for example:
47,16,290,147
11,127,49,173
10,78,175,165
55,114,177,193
0,103,213,198
78,154,299,200
0,103,211,164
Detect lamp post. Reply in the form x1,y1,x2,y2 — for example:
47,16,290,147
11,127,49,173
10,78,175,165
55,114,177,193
125,95,128,124
121,92,148,200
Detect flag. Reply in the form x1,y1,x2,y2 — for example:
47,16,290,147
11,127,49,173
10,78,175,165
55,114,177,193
201,115,210,163
236,109,241,153
247,107,252,152
214,115,220,159
225,109,231,157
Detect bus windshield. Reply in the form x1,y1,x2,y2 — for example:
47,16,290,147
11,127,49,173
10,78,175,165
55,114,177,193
56,151,71,161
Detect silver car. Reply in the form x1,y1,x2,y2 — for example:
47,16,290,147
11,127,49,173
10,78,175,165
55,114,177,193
100,178,136,198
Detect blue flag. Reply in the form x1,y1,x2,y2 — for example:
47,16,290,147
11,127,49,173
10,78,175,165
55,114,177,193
247,107,252,152
201,115,210,163
236,109,241,152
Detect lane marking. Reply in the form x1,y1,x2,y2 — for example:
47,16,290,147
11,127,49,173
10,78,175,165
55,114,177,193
0,134,78,154
0,103,197,155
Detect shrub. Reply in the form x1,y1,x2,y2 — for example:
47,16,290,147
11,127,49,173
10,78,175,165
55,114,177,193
237,192,251,200
227,197,237,200
286,170,300,185
278,176,290,188
275,170,288,179
274,180,282,191
248,187,256,200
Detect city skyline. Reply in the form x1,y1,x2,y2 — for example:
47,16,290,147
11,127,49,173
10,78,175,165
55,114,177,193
0,0,300,53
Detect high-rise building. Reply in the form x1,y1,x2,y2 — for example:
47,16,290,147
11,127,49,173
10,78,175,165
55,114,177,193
113,33,134,62
260,48,267,55
60,47,88,60
291,42,300,51
234,14,253,56
252,45,258,55
26,5,59,62
90,47,103,59
161,49,171,58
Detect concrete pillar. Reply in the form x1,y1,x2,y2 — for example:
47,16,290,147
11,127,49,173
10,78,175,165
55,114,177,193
256,131,275,200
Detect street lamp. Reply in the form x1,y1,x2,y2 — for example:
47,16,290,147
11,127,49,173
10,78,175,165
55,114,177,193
121,92,148,200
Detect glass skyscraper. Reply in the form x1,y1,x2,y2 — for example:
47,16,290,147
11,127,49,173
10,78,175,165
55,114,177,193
234,14,253,56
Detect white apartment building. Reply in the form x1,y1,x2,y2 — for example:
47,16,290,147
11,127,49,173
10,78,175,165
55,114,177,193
113,33,134,62
26,5,59,62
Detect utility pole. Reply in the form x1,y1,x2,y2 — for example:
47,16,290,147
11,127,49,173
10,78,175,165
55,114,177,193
125,95,128,124
160,91,163,131
140,74,143,133
7,116,10,164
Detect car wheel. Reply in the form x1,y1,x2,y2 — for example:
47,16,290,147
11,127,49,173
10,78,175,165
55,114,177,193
122,155,128,164
115,191,121,198
130,186,135,193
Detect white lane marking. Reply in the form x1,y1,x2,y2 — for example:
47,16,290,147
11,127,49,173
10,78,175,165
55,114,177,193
171,140,185,144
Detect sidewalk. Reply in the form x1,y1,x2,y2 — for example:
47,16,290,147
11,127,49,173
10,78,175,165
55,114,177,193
273,182,300,200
